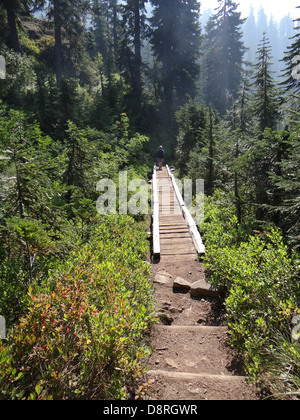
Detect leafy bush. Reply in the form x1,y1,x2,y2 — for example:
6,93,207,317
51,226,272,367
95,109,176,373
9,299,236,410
201,193,300,398
0,215,156,400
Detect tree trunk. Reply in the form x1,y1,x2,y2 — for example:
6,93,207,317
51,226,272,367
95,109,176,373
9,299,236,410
207,107,214,196
234,138,242,224
53,0,63,86
133,0,142,103
112,0,118,66
6,3,23,54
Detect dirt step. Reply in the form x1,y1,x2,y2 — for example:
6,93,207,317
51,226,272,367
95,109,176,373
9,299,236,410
147,325,259,400
147,370,258,401
148,369,245,381
148,325,239,377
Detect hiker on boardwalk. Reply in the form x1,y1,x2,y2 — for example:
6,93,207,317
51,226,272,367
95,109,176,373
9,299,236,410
155,146,165,170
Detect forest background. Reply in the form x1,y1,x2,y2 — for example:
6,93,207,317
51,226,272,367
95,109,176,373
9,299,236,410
0,0,299,400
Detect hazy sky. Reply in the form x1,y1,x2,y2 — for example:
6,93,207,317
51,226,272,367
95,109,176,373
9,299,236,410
200,0,299,22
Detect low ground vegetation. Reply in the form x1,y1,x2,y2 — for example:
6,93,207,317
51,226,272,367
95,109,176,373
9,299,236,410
201,192,300,399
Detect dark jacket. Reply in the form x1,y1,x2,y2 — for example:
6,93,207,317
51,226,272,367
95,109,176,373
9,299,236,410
156,149,165,159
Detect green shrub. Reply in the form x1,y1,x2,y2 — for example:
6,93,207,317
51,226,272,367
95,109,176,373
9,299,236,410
0,215,155,400
201,193,300,398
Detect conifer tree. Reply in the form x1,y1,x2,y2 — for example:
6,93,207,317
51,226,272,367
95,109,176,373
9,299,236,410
281,8,300,123
150,0,201,108
47,0,90,85
175,99,207,175
0,0,45,53
0,108,61,285
271,127,300,249
202,0,245,115
0,0,23,53
120,0,148,110
281,7,300,94
91,0,121,75
226,71,253,223
252,32,281,132
250,35,282,222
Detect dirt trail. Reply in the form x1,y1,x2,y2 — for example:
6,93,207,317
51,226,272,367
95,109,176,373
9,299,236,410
147,167,260,400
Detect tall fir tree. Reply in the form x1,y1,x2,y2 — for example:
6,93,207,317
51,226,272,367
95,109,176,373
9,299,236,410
120,0,148,110
150,0,201,109
282,9,300,93
281,7,300,122
253,32,281,132
175,99,207,175
271,127,300,249
227,71,253,223
47,0,90,85
279,14,297,80
202,0,245,115
0,0,23,53
0,0,45,53
91,0,121,75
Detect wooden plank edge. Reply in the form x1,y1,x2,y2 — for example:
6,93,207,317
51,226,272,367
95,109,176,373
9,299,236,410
147,370,247,381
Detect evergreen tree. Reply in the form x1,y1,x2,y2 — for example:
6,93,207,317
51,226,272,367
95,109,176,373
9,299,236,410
281,6,300,113
207,106,215,196
0,0,45,53
279,14,296,73
91,0,121,75
202,0,245,115
120,0,148,110
252,32,281,132
150,0,201,108
242,6,257,65
271,127,300,249
0,0,23,53
177,104,220,197
47,0,90,85
0,107,62,286
227,72,253,223
256,7,268,39
250,34,282,221
175,99,207,175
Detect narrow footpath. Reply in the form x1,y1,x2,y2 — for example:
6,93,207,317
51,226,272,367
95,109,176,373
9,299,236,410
147,167,259,400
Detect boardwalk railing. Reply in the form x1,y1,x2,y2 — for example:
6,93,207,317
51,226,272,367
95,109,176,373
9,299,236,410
152,166,160,260
152,165,205,261
166,165,206,256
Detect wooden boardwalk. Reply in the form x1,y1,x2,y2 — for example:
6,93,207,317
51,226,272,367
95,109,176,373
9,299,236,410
148,166,259,400
152,166,205,263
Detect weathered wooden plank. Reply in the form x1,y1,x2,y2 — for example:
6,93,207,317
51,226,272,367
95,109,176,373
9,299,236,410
159,228,190,233
159,223,187,228
161,247,196,254
159,219,186,224
161,251,197,256
161,238,192,243
160,233,192,239
160,255,198,260
160,243,196,250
